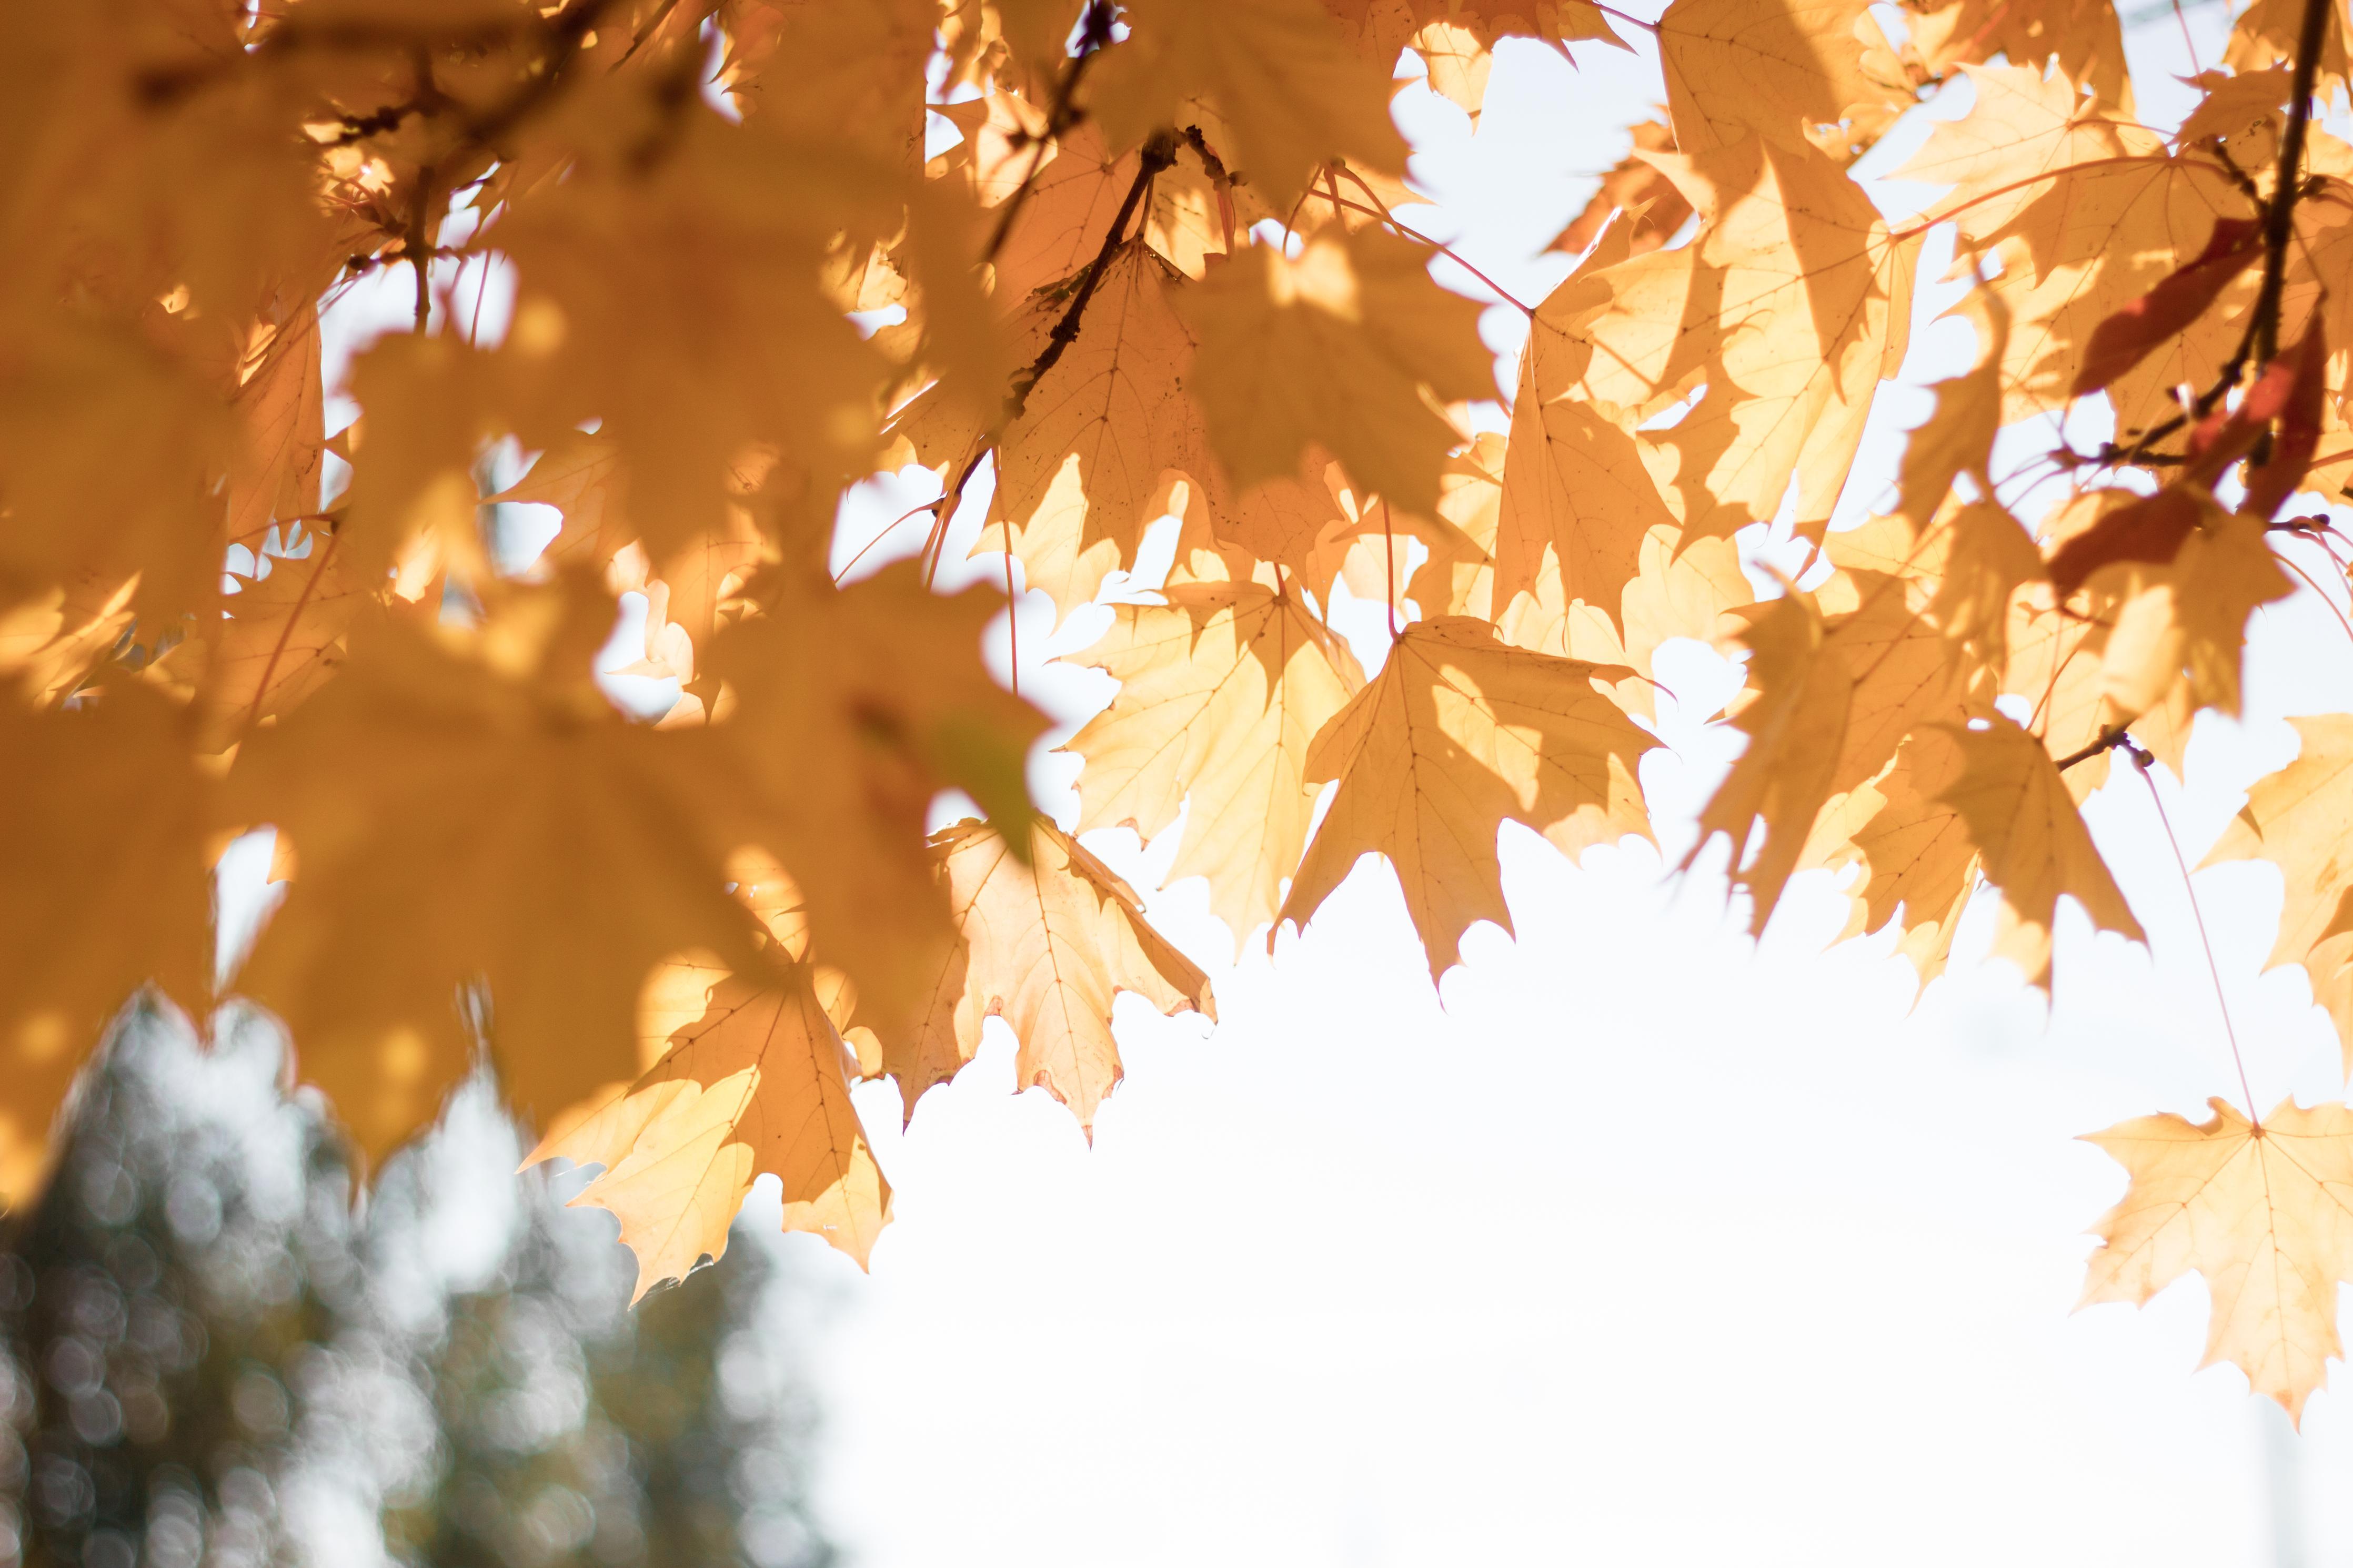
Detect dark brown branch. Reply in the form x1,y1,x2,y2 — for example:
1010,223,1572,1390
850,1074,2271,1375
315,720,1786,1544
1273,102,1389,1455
1003,133,1176,421
2251,0,2335,368
2054,723,2149,771
408,160,437,331
978,0,1119,269
926,133,1175,584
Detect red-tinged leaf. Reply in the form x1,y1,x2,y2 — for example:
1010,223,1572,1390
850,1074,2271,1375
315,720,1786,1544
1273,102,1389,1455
2070,217,2264,398
2047,488,2201,598
2243,324,2329,519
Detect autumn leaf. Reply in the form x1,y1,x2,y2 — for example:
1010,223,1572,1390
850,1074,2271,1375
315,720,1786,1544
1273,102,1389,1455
201,528,368,748
1090,0,1409,209
1655,0,1893,151
985,245,1208,620
225,308,326,550
890,818,1216,1131
1691,568,1967,933
2083,1098,2353,1421
527,957,890,1296
709,561,1050,1037
2070,216,2264,398
1325,0,1626,125
1932,712,2144,986
1895,292,2007,531
2091,502,2290,724
1185,222,1496,522
1902,65,2254,432
1497,311,1676,631
0,684,212,1206
1805,724,1980,986
1902,0,2133,112
1568,134,1913,544
1067,575,1365,941
2203,716,2353,1070
1279,617,1656,979
227,573,778,1167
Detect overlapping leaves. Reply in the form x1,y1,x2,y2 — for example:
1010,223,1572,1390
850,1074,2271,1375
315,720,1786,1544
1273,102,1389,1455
8,0,2353,1422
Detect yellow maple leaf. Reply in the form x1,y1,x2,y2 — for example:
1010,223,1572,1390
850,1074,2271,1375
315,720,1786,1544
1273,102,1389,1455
1902,0,2133,112
1901,65,2254,432
2202,716,2353,1071
201,528,368,748
1496,349,1675,633
1693,571,1967,933
2091,501,2292,727
0,684,213,1207
986,245,1210,620
708,562,1049,1036
1279,616,1656,979
226,572,777,1168
1570,135,1913,544
1932,712,2143,986
1186,224,1495,523
225,308,326,551
2083,1098,2353,1421
1655,0,1895,152
1804,725,1982,986
527,957,890,1296
1091,0,1409,209
1322,0,1625,124
1067,576,1365,942
2224,0,2350,99
890,818,1216,1131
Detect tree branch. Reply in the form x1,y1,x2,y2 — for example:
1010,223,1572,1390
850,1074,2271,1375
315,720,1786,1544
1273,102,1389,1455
2054,723,2150,771
978,0,1119,269
2250,0,2334,368
1003,133,1176,421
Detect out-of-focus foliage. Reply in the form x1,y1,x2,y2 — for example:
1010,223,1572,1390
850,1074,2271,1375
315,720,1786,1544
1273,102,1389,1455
0,1009,833,1568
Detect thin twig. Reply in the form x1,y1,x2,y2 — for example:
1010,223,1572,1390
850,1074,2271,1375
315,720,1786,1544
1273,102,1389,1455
408,161,437,331
2277,551,2353,650
1381,500,1400,640
2053,723,2137,771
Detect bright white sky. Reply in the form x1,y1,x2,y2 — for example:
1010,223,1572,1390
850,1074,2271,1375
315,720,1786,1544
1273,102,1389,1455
787,9,2353,1568
287,9,2353,1563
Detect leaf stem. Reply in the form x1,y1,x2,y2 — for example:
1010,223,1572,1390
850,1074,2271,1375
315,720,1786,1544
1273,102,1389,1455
1323,169,1534,317
2131,751,2260,1128
1381,499,1400,640
1589,2,1659,31
1888,156,2224,243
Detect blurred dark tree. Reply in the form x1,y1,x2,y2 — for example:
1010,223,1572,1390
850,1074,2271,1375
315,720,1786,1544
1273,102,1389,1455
0,1007,837,1568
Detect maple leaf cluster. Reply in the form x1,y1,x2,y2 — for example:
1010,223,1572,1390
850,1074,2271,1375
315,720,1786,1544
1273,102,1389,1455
7,0,2353,1414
